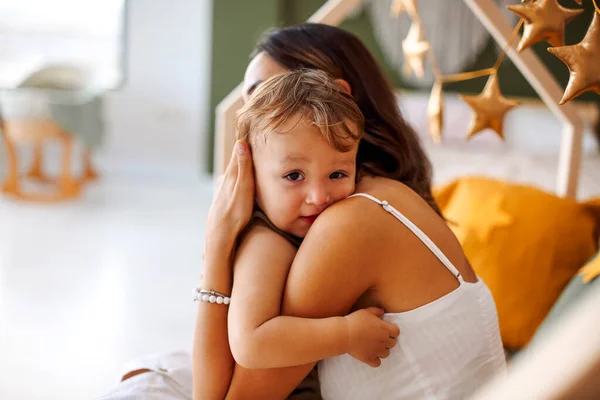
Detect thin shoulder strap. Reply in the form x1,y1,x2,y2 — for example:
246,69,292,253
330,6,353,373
349,193,463,281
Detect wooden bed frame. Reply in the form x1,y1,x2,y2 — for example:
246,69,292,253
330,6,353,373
213,0,584,199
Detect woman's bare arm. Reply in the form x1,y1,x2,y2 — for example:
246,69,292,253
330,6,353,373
192,240,236,400
192,141,255,400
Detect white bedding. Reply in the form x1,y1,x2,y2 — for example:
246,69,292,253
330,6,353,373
394,91,600,201
426,145,600,201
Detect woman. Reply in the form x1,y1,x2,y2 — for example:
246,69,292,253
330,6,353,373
193,23,506,400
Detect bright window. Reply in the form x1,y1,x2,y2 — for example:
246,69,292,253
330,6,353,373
0,0,126,89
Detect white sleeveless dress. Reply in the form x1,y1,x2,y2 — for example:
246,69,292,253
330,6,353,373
318,193,507,400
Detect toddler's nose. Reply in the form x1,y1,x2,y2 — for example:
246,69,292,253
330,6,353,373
306,185,331,206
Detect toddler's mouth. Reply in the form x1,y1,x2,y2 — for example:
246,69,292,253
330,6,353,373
300,214,319,225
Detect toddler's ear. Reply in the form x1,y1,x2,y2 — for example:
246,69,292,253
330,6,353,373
335,79,352,95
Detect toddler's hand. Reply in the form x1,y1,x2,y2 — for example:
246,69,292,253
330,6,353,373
344,307,400,368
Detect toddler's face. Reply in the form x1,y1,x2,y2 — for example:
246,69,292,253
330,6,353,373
253,114,358,238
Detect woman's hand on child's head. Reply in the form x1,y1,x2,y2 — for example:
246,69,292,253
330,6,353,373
206,140,255,251
344,307,400,368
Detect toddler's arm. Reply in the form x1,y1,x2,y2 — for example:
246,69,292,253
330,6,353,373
227,223,398,369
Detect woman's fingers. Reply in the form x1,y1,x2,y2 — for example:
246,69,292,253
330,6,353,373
224,141,240,178
234,141,254,193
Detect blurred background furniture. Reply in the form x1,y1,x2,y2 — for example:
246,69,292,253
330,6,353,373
0,0,126,201
0,64,105,200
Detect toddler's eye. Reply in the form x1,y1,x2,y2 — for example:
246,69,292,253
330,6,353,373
330,171,347,180
285,172,304,181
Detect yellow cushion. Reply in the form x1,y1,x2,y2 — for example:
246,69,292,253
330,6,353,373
434,177,600,350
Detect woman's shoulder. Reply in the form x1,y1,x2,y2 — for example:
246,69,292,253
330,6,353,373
355,176,422,202
313,176,444,244
322,177,429,220
308,178,403,241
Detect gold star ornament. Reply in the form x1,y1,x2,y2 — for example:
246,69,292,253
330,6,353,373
402,22,430,79
460,74,520,140
428,80,444,144
507,0,584,52
548,11,600,105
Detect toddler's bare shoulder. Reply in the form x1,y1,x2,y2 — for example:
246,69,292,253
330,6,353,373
238,220,296,254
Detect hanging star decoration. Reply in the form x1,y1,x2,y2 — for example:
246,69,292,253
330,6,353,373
389,0,524,143
402,22,430,79
547,10,600,104
460,74,520,140
507,0,584,52
428,80,444,144
391,0,418,18
391,0,443,142
450,191,514,244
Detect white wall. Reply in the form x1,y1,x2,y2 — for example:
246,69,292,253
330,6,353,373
103,0,213,175
0,0,123,85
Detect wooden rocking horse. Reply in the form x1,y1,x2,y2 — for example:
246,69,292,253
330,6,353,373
0,64,101,202
0,117,93,201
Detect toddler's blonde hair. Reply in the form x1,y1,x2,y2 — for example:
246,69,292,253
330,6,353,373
236,69,364,152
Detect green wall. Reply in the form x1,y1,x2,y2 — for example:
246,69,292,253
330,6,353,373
208,0,283,171
208,0,599,171
283,0,404,87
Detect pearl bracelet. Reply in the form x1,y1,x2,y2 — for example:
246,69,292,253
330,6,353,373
193,288,231,305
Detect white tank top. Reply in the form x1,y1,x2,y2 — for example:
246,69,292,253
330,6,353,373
318,193,507,400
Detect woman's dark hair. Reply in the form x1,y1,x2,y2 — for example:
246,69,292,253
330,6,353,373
252,23,441,215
